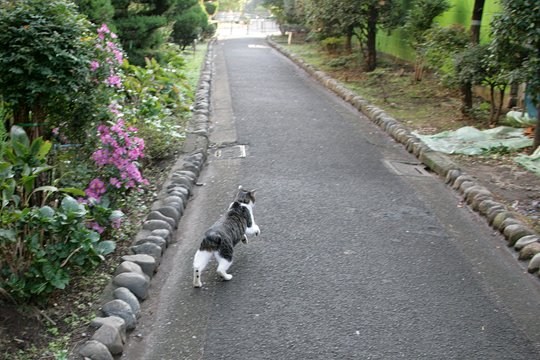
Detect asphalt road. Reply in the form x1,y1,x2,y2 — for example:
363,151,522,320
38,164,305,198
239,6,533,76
121,37,540,359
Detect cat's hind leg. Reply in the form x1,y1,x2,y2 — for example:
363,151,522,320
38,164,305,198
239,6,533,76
215,252,233,281
193,250,213,288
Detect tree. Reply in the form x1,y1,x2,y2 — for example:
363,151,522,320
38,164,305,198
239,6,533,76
172,2,210,49
0,0,95,140
263,0,307,35
490,0,540,151
74,0,115,25
305,0,403,71
111,0,173,65
403,0,451,81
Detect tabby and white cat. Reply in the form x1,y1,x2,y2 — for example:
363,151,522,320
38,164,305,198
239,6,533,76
193,186,260,288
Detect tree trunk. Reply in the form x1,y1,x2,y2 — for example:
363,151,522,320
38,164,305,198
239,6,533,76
471,0,485,44
345,26,353,54
414,59,424,82
494,86,506,124
365,5,378,72
12,98,45,141
461,82,473,114
488,85,496,124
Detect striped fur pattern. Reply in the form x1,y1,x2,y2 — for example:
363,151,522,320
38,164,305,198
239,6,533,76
193,186,260,287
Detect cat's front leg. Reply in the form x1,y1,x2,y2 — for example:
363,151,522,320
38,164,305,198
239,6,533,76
241,234,249,244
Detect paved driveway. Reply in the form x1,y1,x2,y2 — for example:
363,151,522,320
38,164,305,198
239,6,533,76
121,37,540,360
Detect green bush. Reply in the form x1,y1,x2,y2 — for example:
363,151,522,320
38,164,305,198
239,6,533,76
422,25,469,86
204,1,219,16
0,126,115,302
172,4,209,50
120,55,192,160
0,0,95,138
320,37,344,54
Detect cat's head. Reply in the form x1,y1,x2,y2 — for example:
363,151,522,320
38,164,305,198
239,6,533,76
235,185,256,206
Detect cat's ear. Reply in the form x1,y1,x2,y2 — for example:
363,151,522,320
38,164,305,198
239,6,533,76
238,185,243,190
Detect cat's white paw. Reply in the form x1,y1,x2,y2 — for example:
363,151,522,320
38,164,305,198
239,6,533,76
193,279,202,288
247,224,260,236
219,272,233,281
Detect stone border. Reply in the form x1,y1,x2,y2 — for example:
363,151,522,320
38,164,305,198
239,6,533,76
266,37,540,278
77,39,215,360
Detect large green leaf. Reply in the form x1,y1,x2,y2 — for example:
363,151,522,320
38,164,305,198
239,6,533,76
58,187,85,197
34,139,52,160
0,229,16,242
34,185,58,193
10,126,29,148
96,240,116,255
39,206,55,218
60,195,85,216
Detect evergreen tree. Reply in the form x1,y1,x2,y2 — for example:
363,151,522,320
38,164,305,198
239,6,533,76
111,0,173,65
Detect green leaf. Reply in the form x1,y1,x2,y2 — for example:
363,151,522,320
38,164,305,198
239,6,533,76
60,195,85,214
109,210,124,221
34,185,58,193
58,187,85,197
11,140,28,158
35,140,52,160
0,229,16,242
39,206,55,218
10,126,29,148
96,240,116,255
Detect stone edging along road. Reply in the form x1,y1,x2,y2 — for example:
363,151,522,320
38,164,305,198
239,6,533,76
266,37,540,278
76,40,215,360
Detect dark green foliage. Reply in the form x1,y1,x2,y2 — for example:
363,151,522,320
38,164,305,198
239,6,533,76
114,14,168,64
404,0,451,48
74,0,115,25
0,0,95,135
422,25,469,85
204,1,219,16
490,0,540,149
111,0,173,65
0,126,114,303
172,4,209,50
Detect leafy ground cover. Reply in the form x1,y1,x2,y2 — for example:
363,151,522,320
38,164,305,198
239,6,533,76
274,36,540,233
0,43,208,360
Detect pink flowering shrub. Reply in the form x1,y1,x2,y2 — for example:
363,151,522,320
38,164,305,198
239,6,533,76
91,24,124,90
86,119,148,203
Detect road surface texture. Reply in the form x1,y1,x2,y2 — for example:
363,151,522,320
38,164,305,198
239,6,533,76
122,37,540,359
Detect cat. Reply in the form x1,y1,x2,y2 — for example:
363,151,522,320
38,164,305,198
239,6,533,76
193,186,260,288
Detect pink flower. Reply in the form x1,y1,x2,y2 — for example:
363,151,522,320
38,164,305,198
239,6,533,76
90,61,100,71
108,102,121,116
98,24,110,35
111,217,122,229
89,221,105,234
113,49,123,64
110,178,122,188
107,75,122,88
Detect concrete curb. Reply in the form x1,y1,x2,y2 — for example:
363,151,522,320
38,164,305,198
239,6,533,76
266,37,540,278
76,39,215,359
